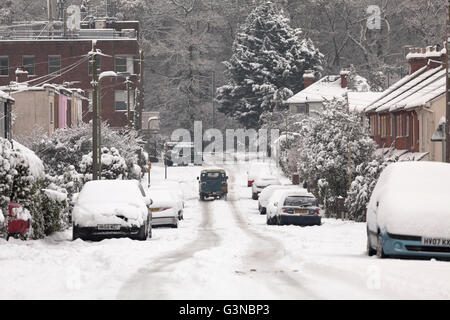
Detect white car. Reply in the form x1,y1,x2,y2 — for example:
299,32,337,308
247,163,267,187
149,188,180,228
266,189,320,226
150,182,184,220
251,175,281,200
367,161,450,259
258,185,303,215
72,180,152,241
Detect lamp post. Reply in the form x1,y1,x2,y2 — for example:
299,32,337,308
96,71,130,179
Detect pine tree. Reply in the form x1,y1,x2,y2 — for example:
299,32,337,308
217,1,323,128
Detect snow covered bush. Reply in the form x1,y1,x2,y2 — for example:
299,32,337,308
80,147,128,181
32,122,146,179
28,182,69,239
297,99,376,216
345,152,398,222
217,1,323,128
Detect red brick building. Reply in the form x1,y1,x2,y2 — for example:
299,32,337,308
0,19,142,128
363,45,446,161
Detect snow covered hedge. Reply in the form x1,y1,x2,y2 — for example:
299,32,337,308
80,147,128,181
0,138,69,239
296,99,376,216
345,152,398,222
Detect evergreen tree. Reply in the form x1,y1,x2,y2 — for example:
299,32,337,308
217,1,323,128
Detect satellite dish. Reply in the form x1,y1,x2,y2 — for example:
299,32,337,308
66,5,81,31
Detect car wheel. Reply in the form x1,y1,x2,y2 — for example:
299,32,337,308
367,231,376,256
266,216,271,225
260,208,266,215
252,193,258,200
376,234,386,258
136,223,147,241
200,195,205,201
72,225,81,241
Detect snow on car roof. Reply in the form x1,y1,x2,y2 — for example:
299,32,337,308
78,180,144,204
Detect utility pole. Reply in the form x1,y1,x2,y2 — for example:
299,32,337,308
446,0,450,162
92,41,99,180
126,77,132,127
212,70,216,128
136,50,144,132
97,78,102,180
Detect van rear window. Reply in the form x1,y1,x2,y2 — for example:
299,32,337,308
202,172,221,179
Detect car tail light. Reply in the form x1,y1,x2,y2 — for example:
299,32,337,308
248,180,254,187
10,207,17,218
162,207,172,211
222,181,226,185
315,208,320,216
200,182,206,186
282,207,288,213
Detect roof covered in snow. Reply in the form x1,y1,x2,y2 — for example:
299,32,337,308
285,74,370,105
364,65,445,114
347,91,383,113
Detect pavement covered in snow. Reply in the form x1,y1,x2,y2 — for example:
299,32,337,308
1,160,450,300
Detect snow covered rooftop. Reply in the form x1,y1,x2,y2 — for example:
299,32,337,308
285,74,370,105
364,65,445,113
347,92,383,113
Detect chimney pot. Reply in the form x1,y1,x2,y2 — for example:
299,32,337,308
303,70,315,89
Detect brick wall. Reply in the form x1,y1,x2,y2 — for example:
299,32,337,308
0,39,140,128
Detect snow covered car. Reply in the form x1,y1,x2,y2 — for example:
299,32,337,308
149,188,180,228
258,185,303,215
367,161,450,259
251,175,281,200
246,163,266,187
266,189,320,226
72,180,152,241
150,182,184,220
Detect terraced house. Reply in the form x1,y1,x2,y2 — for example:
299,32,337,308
363,45,446,162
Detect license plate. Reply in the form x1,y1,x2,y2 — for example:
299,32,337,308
421,237,450,247
294,209,308,215
97,224,121,231
151,208,160,212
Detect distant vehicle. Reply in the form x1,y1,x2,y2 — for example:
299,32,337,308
367,162,450,259
198,168,228,200
258,185,302,215
165,141,201,166
149,182,184,220
266,189,320,226
72,180,152,241
246,163,271,187
148,188,180,228
251,175,281,200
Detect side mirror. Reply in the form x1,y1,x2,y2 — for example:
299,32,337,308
196,177,199,180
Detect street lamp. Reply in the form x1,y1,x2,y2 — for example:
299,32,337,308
147,116,160,187
96,71,130,179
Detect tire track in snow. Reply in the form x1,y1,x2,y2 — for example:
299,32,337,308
117,199,220,299
222,163,321,299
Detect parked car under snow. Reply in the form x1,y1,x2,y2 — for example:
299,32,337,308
251,175,281,200
72,180,152,241
266,189,320,226
148,188,180,228
367,161,450,259
258,185,303,215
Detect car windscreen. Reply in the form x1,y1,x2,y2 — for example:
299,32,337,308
284,196,316,207
202,172,222,179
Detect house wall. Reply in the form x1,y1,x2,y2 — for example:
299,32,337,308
11,90,53,136
418,94,446,162
0,39,140,128
369,110,420,153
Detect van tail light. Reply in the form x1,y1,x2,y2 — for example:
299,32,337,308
315,208,320,216
200,182,206,186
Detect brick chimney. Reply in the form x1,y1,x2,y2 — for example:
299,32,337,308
406,47,428,74
15,68,28,83
303,70,315,88
426,45,444,70
340,68,350,88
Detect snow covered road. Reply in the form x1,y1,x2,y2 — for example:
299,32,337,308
1,161,450,299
